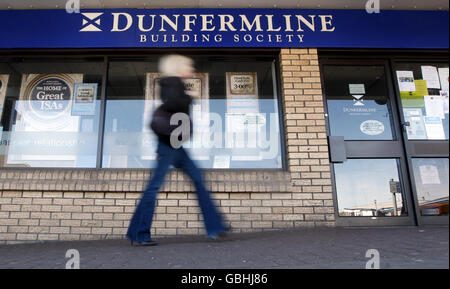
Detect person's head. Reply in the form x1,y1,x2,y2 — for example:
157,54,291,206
158,54,195,78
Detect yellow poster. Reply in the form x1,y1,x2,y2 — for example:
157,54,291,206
401,80,428,107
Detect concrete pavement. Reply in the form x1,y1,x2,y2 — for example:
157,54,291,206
0,226,448,269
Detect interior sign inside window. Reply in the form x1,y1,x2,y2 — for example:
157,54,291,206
71,83,98,116
18,74,83,131
30,78,72,114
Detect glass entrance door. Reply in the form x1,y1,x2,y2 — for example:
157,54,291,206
321,60,416,226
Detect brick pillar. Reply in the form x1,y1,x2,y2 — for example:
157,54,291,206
280,48,335,227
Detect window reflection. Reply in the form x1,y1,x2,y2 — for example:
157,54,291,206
103,56,282,169
0,56,284,169
412,158,449,216
334,159,407,217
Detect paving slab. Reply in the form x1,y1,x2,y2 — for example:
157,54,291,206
0,226,448,269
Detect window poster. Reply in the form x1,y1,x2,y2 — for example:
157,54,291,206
226,72,260,135
419,164,441,185
400,80,427,107
440,90,449,114
348,84,366,95
438,67,449,91
226,72,260,139
403,108,427,140
226,72,259,114
359,119,385,136
144,73,162,137
145,73,210,161
414,79,430,96
424,116,445,140
184,78,202,99
424,95,445,119
71,83,97,116
229,73,256,95
5,73,83,167
421,66,441,89
225,72,264,161
0,74,9,119
396,71,416,92
17,74,83,130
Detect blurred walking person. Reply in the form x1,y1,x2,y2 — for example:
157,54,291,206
126,55,228,246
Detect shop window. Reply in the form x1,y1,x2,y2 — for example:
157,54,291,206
0,55,283,169
102,55,283,169
0,58,103,168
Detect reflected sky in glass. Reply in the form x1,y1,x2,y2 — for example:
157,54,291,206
334,159,406,217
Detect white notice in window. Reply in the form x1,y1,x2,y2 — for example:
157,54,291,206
440,90,449,114
424,116,445,140
349,84,366,94
438,67,449,91
213,155,230,169
421,66,441,89
396,71,415,92
424,95,445,119
419,165,441,185
403,108,427,140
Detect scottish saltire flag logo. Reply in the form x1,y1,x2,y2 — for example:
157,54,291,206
352,95,364,106
80,13,103,32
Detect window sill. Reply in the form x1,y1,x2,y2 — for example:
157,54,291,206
0,168,292,193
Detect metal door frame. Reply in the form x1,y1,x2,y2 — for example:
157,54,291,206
390,57,449,226
319,58,418,227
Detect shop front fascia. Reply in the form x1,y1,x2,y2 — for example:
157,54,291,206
0,8,448,243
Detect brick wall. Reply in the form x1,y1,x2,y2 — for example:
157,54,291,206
0,48,335,244
280,48,334,226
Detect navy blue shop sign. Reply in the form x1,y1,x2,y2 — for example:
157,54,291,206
0,8,448,49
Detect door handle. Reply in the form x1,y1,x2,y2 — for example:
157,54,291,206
328,136,347,163
402,121,410,132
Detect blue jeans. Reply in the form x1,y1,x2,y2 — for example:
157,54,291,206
126,141,226,242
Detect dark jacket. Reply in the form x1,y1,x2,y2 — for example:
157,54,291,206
150,77,193,145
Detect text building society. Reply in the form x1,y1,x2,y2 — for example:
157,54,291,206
106,13,336,43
